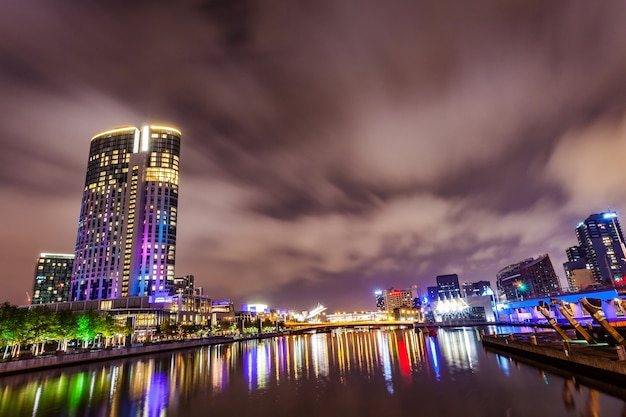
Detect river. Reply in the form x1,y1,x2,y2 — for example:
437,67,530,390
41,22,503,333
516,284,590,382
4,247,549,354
1,327,624,417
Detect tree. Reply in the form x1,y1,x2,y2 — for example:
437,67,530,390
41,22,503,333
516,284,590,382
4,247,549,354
159,320,178,339
55,310,78,352
76,310,102,348
0,303,26,359
24,307,58,356
99,314,119,348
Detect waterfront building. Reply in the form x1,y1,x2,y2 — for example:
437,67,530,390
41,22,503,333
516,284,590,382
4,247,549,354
32,253,74,304
436,274,461,299
575,211,626,286
380,287,417,312
29,291,211,338
497,254,561,301
432,295,495,322
327,311,388,322
462,280,492,297
70,125,181,301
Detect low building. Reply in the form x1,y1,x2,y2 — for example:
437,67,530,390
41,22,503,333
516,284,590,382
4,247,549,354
462,280,492,297
26,292,212,339
326,311,389,322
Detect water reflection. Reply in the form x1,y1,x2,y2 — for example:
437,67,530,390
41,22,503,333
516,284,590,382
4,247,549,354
1,328,625,417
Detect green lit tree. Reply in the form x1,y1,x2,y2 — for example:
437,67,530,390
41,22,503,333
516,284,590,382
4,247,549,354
0,303,27,359
76,310,102,348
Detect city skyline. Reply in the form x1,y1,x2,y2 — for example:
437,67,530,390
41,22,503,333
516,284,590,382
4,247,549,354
3,2,626,311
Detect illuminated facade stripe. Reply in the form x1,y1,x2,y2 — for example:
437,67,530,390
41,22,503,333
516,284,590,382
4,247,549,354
70,125,181,301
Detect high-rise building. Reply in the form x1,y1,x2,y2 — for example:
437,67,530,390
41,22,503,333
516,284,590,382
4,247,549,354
70,125,181,301
576,212,626,286
32,253,74,304
563,245,588,291
496,254,561,301
436,274,461,299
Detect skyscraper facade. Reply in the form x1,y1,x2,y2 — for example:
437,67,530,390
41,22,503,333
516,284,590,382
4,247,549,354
497,254,561,301
576,212,626,286
32,253,74,304
70,125,181,301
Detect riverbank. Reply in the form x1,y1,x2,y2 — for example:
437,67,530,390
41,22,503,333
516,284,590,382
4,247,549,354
0,336,239,376
481,331,626,384
0,331,298,377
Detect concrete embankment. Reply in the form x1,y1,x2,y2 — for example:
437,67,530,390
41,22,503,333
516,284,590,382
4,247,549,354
0,337,236,376
482,333,626,383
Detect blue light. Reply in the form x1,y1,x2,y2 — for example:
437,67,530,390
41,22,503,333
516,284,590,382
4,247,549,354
603,212,618,219
423,296,429,304
374,290,383,295
578,222,584,227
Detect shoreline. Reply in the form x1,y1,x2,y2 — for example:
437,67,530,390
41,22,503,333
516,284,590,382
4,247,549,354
0,335,278,377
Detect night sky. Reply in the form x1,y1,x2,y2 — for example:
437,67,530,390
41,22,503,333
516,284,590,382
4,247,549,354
2,1,626,312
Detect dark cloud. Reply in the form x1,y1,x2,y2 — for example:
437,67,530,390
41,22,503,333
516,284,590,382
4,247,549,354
2,0,626,310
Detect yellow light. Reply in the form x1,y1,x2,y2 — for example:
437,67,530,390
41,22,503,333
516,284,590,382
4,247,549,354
91,127,135,141
150,125,182,136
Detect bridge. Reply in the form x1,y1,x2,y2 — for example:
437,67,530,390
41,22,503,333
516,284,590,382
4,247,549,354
282,321,415,333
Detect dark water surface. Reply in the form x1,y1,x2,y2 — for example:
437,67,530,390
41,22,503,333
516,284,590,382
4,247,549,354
1,327,625,417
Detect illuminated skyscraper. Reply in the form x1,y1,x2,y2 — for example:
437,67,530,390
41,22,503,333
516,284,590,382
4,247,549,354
70,125,181,301
32,253,74,304
576,211,626,286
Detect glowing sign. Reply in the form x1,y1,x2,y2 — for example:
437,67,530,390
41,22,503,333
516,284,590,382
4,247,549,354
604,212,618,219
374,290,383,296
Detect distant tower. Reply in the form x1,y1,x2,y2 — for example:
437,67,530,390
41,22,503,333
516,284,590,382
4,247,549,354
374,290,385,312
576,212,626,286
70,125,181,301
32,253,74,304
